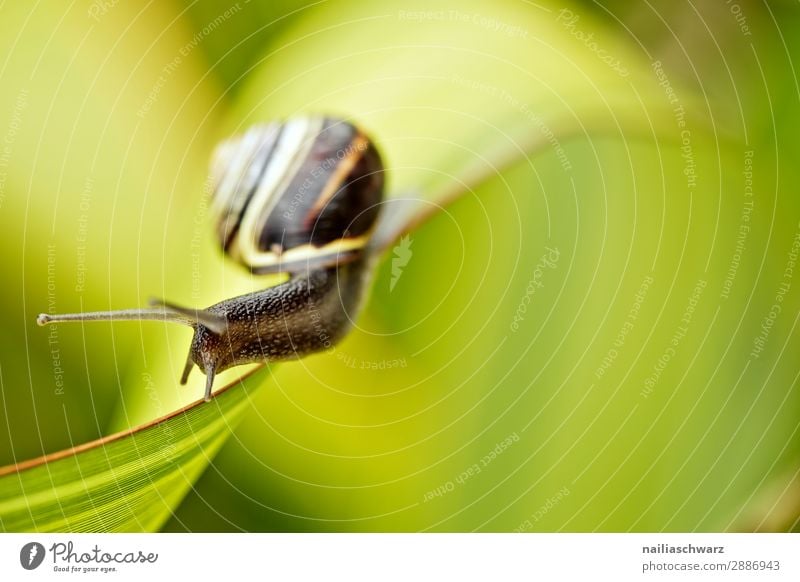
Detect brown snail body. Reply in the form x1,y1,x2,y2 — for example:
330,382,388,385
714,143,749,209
38,116,385,401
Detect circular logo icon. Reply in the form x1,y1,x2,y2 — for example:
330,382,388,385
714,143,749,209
19,542,46,570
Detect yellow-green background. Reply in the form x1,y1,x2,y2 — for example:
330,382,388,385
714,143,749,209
1,0,798,531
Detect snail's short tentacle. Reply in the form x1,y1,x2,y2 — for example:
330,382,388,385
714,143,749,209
203,366,216,402
180,348,195,385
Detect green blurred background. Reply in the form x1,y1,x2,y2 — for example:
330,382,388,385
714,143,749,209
1,0,799,531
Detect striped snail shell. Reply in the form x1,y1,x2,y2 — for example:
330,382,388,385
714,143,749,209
211,116,384,274
37,116,386,401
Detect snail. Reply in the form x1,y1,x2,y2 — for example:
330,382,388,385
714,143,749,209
37,116,385,402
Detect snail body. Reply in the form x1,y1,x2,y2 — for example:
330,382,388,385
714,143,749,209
182,257,370,398
38,116,385,401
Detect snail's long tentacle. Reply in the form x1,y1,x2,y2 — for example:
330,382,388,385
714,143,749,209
37,308,196,328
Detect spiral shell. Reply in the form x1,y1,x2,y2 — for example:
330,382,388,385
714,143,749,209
210,116,385,274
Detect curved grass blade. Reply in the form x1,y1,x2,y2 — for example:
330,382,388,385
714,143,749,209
0,366,267,532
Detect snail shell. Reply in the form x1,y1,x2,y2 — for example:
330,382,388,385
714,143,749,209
211,116,385,274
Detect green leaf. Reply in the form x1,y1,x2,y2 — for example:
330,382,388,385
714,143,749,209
0,367,266,532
